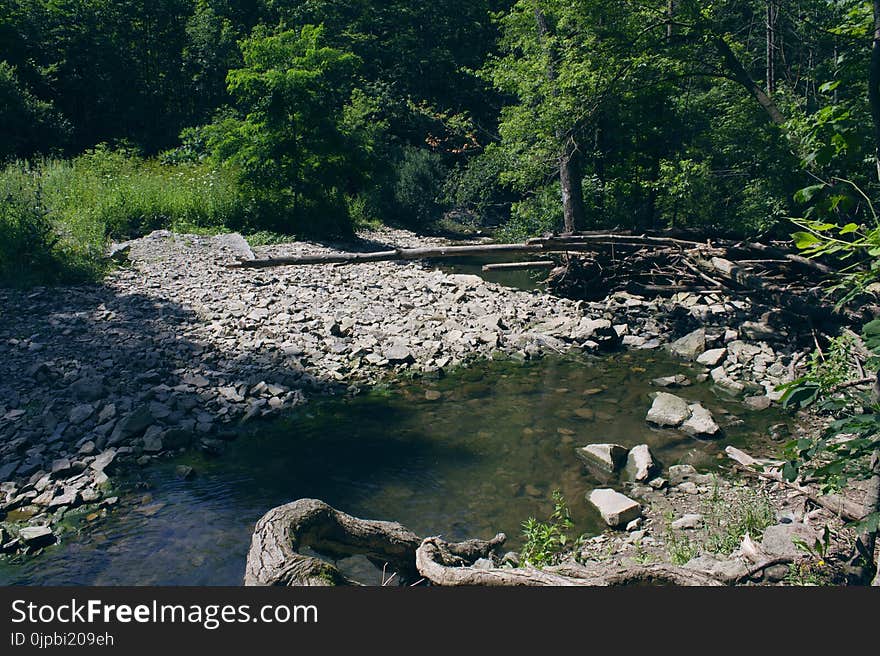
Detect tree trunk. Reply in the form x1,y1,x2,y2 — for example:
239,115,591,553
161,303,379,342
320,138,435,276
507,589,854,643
870,0,880,182
559,151,586,232
535,5,587,232
714,35,785,124
860,450,880,585
765,2,776,95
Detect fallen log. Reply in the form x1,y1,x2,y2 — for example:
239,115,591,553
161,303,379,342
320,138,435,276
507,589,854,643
482,260,555,271
226,243,588,269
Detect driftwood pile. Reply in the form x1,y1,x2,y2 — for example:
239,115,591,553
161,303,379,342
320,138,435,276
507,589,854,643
244,499,721,587
226,231,860,327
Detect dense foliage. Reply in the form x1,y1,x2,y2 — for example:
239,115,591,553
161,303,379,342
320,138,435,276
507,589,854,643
3,0,880,283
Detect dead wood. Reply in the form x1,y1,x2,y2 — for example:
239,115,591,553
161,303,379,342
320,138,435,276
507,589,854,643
482,260,555,271
416,537,721,586
725,446,866,522
244,498,423,586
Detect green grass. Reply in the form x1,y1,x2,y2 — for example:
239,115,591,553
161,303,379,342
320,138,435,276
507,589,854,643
0,146,250,286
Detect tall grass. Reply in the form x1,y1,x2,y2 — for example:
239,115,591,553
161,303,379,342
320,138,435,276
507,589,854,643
0,146,250,286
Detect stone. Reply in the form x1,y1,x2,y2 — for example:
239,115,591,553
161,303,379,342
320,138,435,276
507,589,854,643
587,488,641,528
19,525,55,547
576,444,628,472
68,404,94,425
677,482,699,495
684,555,748,584
671,513,703,530
648,477,668,490
625,518,643,532
697,348,727,367
50,458,71,477
424,390,442,401
69,377,106,402
175,465,195,480
651,374,691,388
108,406,154,444
761,523,818,558
89,449,117,474
646,392,690,427
667,329,706,359
625,444,655,482
48,487,79,509
681,403,720,436
78,441,96,456
142,433,164,453
743,395,772,411
384,342,413,363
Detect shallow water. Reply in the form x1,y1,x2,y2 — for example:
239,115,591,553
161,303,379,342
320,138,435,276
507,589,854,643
0,350,788,585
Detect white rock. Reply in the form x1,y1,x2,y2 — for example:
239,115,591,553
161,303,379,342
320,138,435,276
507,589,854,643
625,444,655,482
646,392,690,427
697,348,727,366
588,489,642,528
681,403,720,436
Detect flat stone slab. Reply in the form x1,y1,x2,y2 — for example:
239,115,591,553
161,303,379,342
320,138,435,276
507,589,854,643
576,444,628,472
588,488,641,528
19,525,55,547
762,523,818,558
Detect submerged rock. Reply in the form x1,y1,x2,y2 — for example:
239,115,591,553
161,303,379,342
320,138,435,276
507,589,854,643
576,443,628,472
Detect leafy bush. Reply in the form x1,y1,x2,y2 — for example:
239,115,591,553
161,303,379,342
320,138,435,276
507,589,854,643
520,490,578,567
391,146,447,226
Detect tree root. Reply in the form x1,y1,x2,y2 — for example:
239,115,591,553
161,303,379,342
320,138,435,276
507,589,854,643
245,498,723,586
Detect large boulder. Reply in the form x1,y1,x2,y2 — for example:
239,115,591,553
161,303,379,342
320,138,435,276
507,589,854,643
646,392,690,427
587,489,641,528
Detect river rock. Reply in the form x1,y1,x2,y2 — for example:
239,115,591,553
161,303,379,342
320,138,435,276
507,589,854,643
681,403,720,436
667,329,706,359
588,488,641,528
684,555,748,584
671,513,704,530
576,444,628,472
761,523,818,558
646,392,690,427
108,406,154,445
89,449,117,474
667,464,698,486
50,458,71,477
697,348,727,367
19,525,55,547
651,374,691,388
743,395,772,411
625,444,655,482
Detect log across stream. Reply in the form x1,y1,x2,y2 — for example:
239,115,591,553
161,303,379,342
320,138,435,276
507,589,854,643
0,351,790,585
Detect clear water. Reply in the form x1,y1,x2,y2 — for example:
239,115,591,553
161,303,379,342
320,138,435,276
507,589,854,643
0,350,788,585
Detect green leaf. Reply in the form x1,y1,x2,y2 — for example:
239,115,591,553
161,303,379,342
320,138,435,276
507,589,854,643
838,222,859,234
793,184,826,204
791,231,821,250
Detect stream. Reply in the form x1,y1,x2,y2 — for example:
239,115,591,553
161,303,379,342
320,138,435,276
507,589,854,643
0,349,788,585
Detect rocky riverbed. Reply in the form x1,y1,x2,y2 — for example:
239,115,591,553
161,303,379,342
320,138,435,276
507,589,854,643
0,227,809,560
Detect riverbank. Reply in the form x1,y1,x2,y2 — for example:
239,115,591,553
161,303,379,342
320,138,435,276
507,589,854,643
0,227,810,565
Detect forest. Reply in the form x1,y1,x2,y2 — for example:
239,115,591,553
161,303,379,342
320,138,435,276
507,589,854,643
2,1,880,589
1,0,878,283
